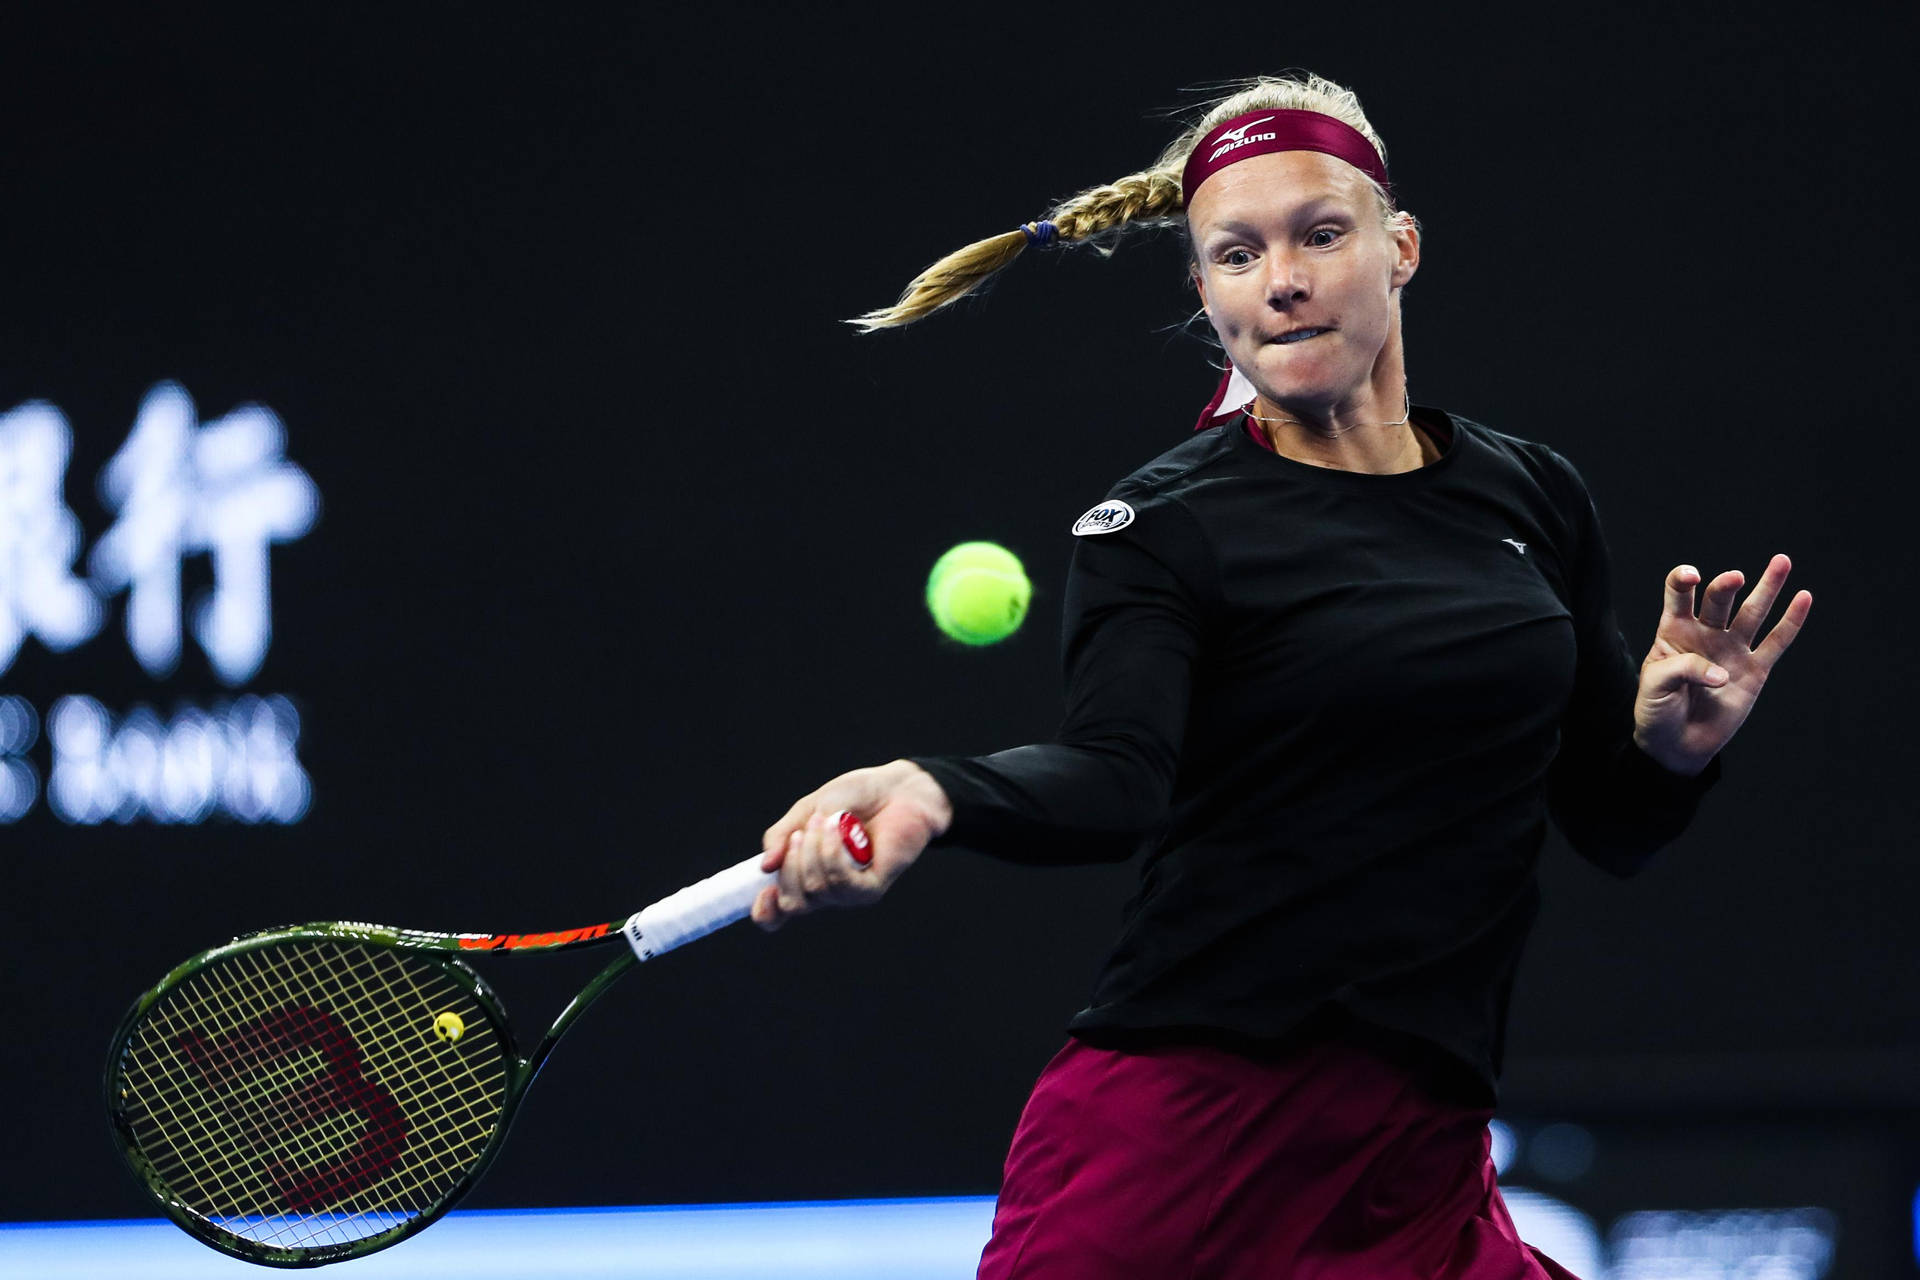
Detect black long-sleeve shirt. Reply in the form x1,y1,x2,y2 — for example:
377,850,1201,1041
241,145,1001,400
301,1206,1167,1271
911,407,1720,1103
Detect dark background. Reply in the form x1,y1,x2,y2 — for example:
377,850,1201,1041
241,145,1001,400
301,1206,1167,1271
1,0,1912,1252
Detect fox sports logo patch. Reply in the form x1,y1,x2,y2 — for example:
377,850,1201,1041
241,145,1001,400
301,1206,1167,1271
1072,500,1135,536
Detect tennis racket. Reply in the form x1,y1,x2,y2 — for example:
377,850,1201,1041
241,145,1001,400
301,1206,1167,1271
104,811,873,1268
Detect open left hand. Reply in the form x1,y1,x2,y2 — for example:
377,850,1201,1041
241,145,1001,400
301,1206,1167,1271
1633,554,1813,775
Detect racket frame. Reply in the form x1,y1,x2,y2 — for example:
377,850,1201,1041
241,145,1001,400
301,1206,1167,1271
104,918,635,1268
106,818,867,1267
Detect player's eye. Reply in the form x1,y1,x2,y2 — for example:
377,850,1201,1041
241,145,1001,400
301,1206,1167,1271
1306,227,1343,248
1219,247,1255,267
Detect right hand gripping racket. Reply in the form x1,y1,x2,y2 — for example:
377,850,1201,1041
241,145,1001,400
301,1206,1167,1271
103,812,873,1268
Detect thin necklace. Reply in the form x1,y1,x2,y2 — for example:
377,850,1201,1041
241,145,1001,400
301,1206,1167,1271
1243,391,1413,439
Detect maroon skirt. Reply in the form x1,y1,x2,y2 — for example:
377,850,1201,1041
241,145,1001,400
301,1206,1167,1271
976,1031,1581,1280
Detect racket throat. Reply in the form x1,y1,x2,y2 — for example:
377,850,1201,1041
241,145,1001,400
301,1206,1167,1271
522,950,637,1085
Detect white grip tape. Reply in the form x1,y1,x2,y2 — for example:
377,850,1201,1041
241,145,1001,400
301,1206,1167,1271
622,854,772,962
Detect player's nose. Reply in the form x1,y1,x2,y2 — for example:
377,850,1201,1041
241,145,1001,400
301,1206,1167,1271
1265,250,1310,306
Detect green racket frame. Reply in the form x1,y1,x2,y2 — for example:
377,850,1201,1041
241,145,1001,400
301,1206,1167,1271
104,918,634,1268
105,814,871,1268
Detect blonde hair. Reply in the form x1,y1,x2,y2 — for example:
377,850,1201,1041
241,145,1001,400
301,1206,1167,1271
850,73,1394,333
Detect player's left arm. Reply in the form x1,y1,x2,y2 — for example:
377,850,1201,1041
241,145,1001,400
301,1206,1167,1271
1543,450,1766,875
1630,556,1813,776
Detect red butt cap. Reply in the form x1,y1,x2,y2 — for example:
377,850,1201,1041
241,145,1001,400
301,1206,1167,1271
836,810,873,865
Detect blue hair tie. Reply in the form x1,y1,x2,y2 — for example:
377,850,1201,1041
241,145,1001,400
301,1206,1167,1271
1021,219,1056,248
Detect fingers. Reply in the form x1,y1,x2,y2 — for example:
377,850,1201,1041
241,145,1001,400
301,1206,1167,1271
1727,554,1789,647
1642,650,1731,699
759,765,882,861
778,821,811,918
762,792,823,864
1697,569,1745,630
754,762,934,935
750,829,799,932
1660,564,1701,628
1665,553,1812,674
788,813,832,906
1753,587,1813,671
756,808,874,932
1663,563,1746,629
1668,555,1812,646
752,824,818,932
750,884,783,932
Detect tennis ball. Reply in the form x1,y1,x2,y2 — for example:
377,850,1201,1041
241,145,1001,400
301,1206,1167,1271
432,1011,466,1043
927,541,1030,646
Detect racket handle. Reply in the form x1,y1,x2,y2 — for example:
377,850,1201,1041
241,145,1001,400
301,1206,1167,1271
621,811,871,961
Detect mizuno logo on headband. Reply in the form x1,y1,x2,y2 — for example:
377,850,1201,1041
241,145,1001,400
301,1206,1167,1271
1207,116,1277,161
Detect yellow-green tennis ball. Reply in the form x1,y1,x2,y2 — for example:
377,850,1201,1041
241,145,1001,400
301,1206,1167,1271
433,1011,466,1043
927,542,1030,646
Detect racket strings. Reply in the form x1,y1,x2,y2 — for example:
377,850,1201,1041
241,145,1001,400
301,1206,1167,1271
242,941,507,1241
210,945,455,1241
113,938,512,1254
272,942,507,1207
133,948,353,1219
135,941,504,1248
127,947,418,1244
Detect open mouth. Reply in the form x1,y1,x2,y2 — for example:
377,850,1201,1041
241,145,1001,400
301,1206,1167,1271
1271,327,1331,345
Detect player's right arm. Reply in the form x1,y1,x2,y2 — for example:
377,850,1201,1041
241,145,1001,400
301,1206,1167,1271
753,485,1210,930
910,486,1211,864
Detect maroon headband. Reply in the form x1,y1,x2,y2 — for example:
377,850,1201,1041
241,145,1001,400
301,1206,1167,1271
1180,108,1392,209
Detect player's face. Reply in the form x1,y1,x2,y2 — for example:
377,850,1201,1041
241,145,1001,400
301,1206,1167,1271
1187,151,1418,416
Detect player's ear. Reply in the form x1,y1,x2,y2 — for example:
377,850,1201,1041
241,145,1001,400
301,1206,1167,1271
1189,261,1209,314
1388,210,1420,290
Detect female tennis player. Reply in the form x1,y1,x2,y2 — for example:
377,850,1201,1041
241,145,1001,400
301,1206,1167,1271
753,73,1812,1279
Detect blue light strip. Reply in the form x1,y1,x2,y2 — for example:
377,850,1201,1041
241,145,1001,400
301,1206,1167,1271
0,1197,999,1279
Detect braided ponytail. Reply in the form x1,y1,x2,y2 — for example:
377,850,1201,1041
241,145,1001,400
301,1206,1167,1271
848,73,1389,333
848,169,1185,332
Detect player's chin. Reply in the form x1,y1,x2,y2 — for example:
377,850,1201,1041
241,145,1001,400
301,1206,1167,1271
1247,346,1349,396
